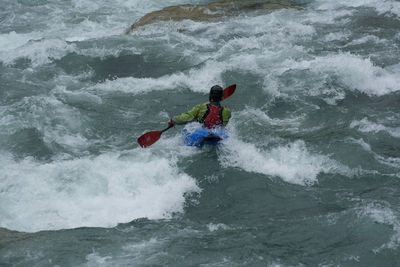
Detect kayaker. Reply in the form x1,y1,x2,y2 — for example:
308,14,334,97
167,85,231,128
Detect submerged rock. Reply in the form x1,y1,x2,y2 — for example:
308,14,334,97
125,0,300,33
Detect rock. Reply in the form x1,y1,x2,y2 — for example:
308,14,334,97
125,0,300,33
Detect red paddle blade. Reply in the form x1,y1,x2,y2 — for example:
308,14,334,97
137,131,162,148
222,84,236,100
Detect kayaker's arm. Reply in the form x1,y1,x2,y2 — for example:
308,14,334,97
171,104,206,125
222,107,231,126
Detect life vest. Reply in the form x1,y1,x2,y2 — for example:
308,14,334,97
200,104,224,129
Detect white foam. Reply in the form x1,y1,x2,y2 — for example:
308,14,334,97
0,1,201,67
350,118,400,138
52,71,95,88
56,0,213,41
85,252,112,266
0,93,90,153
347,137,400,170
88,17,311,97
316,0,400,18
239,107,304,129
0,2,329,102
90,59,226,95
358,202,400,251
60,18,123,42
111,10,318,97
116,237,167,265
324,32,350,42
320,9,353,23
346,35,387,46
0,38,76,67
54,86,103,106
219,136,340,186
108,225,201,265
0,28,136,67
0,150,200,232
207,223,230,232
285,53,400,96
111,0,203,12
346,137,372,152
0,31,42,52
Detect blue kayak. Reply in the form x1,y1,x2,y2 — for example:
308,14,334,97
183,127,228,147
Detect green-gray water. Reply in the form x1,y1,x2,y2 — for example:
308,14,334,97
1,0,400,266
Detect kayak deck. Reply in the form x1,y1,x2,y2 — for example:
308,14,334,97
183,128,227,147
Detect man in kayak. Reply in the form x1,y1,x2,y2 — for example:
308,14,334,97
167,85,231,128
137,84,234,148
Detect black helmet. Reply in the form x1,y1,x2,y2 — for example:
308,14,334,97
209,85,223,102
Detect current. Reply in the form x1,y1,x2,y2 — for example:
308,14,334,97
1,0,400,266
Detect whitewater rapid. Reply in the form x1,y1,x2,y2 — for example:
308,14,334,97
1,1,400,252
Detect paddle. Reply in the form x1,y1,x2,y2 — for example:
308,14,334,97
137,125,173,148
222,84,236,100
137,84,236,148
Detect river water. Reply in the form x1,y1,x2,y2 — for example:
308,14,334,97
1,0,400,266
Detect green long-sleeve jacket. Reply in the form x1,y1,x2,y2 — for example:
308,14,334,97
172,103,231,126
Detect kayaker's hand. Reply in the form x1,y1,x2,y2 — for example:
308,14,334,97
167,120,176,127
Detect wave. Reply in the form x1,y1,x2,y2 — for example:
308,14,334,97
0,150,199,232
350,118,400,138
281,53,400,97
315,0,400,18
358,201,400,251
219,135,342,186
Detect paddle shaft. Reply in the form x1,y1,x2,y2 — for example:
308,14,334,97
161,125,173,133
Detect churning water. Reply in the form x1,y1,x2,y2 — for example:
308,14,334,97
1,0,400,266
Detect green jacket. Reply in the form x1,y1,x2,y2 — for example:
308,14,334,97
172,103,231,126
